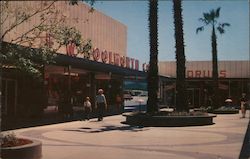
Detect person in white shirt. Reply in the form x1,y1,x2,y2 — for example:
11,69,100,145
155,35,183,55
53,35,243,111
83,96,92,120
95,89,107,121
240,93,247,118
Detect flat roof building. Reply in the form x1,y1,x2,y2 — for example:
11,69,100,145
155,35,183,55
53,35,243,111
158,61,250,108
2,1,145,129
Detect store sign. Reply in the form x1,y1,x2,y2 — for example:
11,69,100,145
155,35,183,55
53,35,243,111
91,48,139,70
66,41,76,56
159,61,249,78
186,70,226,78
65,43,139,70
39,33,54,48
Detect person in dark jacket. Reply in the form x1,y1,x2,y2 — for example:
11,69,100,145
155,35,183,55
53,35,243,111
95,89,107,121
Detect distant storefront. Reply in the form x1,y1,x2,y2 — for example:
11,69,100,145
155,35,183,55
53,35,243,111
158,61,250,108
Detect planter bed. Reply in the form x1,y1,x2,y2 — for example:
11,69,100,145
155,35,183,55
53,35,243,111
212,106,239,114
1,139,42,159
213,110,239,114
123,112,216,127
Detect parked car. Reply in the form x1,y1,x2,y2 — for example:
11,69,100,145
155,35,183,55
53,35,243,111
123,90,133,100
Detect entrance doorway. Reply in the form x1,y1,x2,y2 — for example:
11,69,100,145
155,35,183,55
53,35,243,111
2,79,17,116
187,88,201,108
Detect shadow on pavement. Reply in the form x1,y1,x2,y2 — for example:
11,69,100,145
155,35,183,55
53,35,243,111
239,119,250,159
64,125,147,133
2,108,122,131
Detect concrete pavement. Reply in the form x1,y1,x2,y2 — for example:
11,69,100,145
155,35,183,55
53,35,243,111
4,111,250,159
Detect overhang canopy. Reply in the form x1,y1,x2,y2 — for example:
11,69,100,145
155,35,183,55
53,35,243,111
54,54,147,77
2,41,147,78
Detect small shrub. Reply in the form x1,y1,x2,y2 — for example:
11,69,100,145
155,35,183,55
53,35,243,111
0,132,32,148
152,111,208,116
0,132,18,147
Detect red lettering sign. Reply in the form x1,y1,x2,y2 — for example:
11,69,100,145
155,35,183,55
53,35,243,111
66,41,76,56
195,70,201,78
187,70,226,78
126,57,130,68
130,58,135,69
114,53,120,66
65,43,140,70
187,70,193,78
109,52,113,64
39,32,54,48
203,70,210,78
92,48,100,61
101,50,108,63
120,56,126,67
135,60,139,70
219,70,226,78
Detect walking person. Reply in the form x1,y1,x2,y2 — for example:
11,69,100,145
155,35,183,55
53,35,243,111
83,96,92,120
95,89,107,121
116,94,122,113
240,93,247,118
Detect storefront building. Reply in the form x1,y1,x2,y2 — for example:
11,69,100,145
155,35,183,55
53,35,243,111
158,61,250,108
2,1,146,125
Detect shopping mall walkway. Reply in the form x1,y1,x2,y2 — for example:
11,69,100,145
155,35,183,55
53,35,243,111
4,111,250,159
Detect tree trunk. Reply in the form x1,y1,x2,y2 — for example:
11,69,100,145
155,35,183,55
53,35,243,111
147,0,159,113
211,26,219,109
173,0,188,112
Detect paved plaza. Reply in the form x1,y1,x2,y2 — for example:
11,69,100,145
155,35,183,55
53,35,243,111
5,111,250,159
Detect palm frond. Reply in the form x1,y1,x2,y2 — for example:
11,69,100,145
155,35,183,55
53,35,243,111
198,18,209,25
222,23,230,27
196,26,204,34
203,12,213,24
215,7,221,18
217,22,230,34
210,9,215,19
217,26,225,34
203,13,210,20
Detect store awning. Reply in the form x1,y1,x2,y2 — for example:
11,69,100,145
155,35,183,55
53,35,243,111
2,42,147,78
54,53,147,77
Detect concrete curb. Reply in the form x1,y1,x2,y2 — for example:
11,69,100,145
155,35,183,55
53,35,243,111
123,113,217,127
1,139,42,159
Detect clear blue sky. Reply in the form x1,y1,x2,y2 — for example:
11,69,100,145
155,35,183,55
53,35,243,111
91,0,249,67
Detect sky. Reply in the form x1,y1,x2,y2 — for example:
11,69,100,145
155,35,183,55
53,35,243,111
92,0,249,67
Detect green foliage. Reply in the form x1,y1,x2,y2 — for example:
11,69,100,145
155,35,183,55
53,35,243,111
0,132,18,147
69,0,95,6
167,111,208,116
1,1,93,78
1,42,57,79
45,25,93,58
0,132,33,148
80,39,92,59
52,26,82,46
69,0,95,12
69,0,79,5
196,7,230,35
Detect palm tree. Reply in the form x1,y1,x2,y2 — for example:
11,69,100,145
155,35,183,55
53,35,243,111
196,7,230,109
147,0,159,113
173,0,188,112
